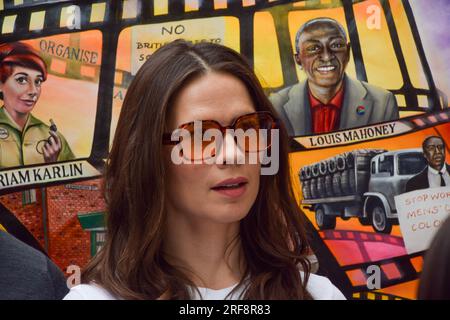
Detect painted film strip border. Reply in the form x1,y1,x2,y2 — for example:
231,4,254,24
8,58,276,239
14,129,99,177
320,230,405,246
0,1,111,38
0,0,348,15
409,109,450,129
317,229,424,295
353,291,406,300
344,251,423,292
0,0,366,38
0,0,286,38
318,230,424,300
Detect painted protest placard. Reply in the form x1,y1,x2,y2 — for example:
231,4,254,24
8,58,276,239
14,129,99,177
395,187,450,254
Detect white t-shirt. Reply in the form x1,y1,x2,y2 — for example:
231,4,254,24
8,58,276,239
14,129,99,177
427,165,450,188
64,273,346,300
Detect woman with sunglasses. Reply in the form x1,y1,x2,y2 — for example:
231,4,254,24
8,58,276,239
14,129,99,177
0,42,74,168
64,40,345,300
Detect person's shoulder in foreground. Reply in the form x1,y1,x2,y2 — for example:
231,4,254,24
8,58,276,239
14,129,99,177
307,273,346,300
64,282,118,300
64,273,346,300
0,230,69,299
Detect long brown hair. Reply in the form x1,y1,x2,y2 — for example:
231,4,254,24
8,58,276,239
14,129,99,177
82,39,312,299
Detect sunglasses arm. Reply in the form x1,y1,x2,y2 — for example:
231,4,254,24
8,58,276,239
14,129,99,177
162,133,180,145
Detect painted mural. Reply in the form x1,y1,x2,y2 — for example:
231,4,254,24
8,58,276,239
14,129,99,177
0,0,449,300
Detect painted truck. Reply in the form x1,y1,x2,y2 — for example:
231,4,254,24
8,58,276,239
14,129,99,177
299,149,427,234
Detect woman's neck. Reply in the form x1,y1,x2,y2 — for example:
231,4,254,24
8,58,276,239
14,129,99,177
4,106,28,131
163,212,244,290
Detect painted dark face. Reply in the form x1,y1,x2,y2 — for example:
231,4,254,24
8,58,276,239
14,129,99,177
423,137,445,171
295,23,350,89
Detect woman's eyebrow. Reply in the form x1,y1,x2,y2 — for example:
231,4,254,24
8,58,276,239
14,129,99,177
14,72,43,79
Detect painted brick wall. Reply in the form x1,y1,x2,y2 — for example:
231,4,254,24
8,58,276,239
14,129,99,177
46,178,106,272
0,189,45,249
0,178,106,274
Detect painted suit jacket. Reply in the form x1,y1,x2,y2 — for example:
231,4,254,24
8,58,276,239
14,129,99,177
269,74,399,136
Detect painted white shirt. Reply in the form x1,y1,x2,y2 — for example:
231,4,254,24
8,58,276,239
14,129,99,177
63,273,346,300
427,166,450,188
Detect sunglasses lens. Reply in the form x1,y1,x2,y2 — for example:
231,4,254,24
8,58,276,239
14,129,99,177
235,113,275,152
180,121,219,160
175,113,276,161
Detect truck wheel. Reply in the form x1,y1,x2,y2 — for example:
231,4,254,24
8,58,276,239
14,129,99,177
348,169,356,194
371,204,392,234
325,175,334,197
358,216,371,226
310,179,318,199
315,206,336,230
332,172,342,196
340,170,350,195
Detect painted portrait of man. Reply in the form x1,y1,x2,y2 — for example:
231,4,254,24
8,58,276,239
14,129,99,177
405,135,449,192
270,17,399,137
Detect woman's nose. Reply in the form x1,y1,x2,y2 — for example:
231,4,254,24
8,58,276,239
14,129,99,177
216,132,245,166
27,82,38,97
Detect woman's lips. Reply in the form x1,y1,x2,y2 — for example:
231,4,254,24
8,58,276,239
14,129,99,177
21,100,35,107
211,177,248,198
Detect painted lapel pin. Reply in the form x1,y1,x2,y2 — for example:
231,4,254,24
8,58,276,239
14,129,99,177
356,105,365,115
0,127,9,139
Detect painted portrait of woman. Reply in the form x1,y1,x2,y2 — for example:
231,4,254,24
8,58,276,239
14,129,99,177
0,42,74,168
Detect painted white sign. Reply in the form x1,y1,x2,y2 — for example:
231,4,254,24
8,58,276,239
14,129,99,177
395,187,450,254
295,121,412,148
130,17,239,75
0,160,101,190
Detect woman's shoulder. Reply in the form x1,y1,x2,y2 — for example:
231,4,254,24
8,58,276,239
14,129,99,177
63,274,346,300
64,283,118,300
305,273,346,300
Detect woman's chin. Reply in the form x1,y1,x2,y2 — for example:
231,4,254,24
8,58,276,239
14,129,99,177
207,204,252,224
17,105,34,114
